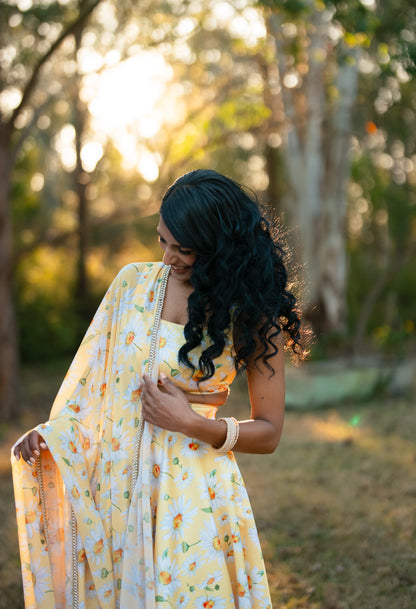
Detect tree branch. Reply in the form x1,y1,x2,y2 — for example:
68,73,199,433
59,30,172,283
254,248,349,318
12,202,159,268
9,0,103,129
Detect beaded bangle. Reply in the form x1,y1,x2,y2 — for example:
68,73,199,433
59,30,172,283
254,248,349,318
213,417,240,453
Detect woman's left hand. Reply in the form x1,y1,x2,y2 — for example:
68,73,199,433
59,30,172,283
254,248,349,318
140,373,196,433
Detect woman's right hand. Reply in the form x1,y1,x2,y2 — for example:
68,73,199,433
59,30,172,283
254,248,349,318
13,431,47,465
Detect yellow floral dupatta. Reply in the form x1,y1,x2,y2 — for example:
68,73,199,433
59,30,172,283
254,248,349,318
12,262,170,609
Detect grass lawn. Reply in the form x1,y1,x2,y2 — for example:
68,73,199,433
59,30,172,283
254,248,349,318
1,362,415,608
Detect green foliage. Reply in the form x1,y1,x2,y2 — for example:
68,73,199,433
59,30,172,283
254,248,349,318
17,294,84,363
16,250,84,362
5,0,416,363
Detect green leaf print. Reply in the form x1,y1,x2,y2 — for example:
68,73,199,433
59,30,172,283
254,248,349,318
181,540,201,553
123,491,130,499
122,280,127,287
201,507,213,513
80,333,96,346
162,548,168,559
134,304,144,313
62,457,72,467
163,360,180,377
155,597,165,602
210,469,217,477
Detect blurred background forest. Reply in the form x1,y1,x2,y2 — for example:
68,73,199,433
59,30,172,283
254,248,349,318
1,0,415,417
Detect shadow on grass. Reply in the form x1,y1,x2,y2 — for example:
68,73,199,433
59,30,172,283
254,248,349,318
231,376,416,609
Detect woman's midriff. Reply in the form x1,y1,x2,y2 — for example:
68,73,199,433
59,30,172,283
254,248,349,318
183,388,229,406
157,384,229,407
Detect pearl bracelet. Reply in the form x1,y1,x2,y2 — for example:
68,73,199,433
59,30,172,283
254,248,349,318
213,417,240,453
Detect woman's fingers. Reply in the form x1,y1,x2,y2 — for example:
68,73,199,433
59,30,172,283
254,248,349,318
158,372,180,395
20,437,35,464
29,431,41,457
14,431,46,465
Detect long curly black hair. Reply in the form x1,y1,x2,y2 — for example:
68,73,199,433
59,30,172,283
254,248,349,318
160,169,303,380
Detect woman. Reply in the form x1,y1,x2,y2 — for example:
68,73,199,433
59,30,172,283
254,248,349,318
12,169,302,609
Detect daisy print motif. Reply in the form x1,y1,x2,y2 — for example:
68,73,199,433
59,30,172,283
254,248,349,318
194,595,227,609
115,318,145,363
61,394,91,421
161,496,198,542
173,463,194,491
30,558,51,603
197,569,223,592
199,519,227,563
23,495,41,540
200,469,226,512
180,551,205,579
86,330,109,375
235,569,253,609
83,526,107,566
108,427,130,465
119,284,142,313
123,372,143,415
245,566,267,601
180,436,209,459
150,443,171,492
57,427,85,465
155,551,182,599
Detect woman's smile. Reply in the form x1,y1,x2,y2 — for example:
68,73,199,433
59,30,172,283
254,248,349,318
157,216,196,282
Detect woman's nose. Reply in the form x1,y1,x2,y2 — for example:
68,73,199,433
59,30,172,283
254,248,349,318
162,247,177,266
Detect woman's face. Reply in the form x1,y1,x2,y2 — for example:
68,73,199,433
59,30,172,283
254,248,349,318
157,216,196,282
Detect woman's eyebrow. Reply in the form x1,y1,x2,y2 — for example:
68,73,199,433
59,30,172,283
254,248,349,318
156,228,181,247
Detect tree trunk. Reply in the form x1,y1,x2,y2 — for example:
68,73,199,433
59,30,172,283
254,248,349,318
0,128,19,419
73,24,90,322
267,10,359,334
320,49,360,332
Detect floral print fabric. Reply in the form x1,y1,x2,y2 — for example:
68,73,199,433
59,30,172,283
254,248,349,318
12,262,272,609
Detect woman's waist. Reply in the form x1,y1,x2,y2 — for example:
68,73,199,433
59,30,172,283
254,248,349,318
157,383,229,407
156,384,228,419
189,403,218,419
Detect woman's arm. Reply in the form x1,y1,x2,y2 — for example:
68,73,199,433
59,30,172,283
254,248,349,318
140,335,285,455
